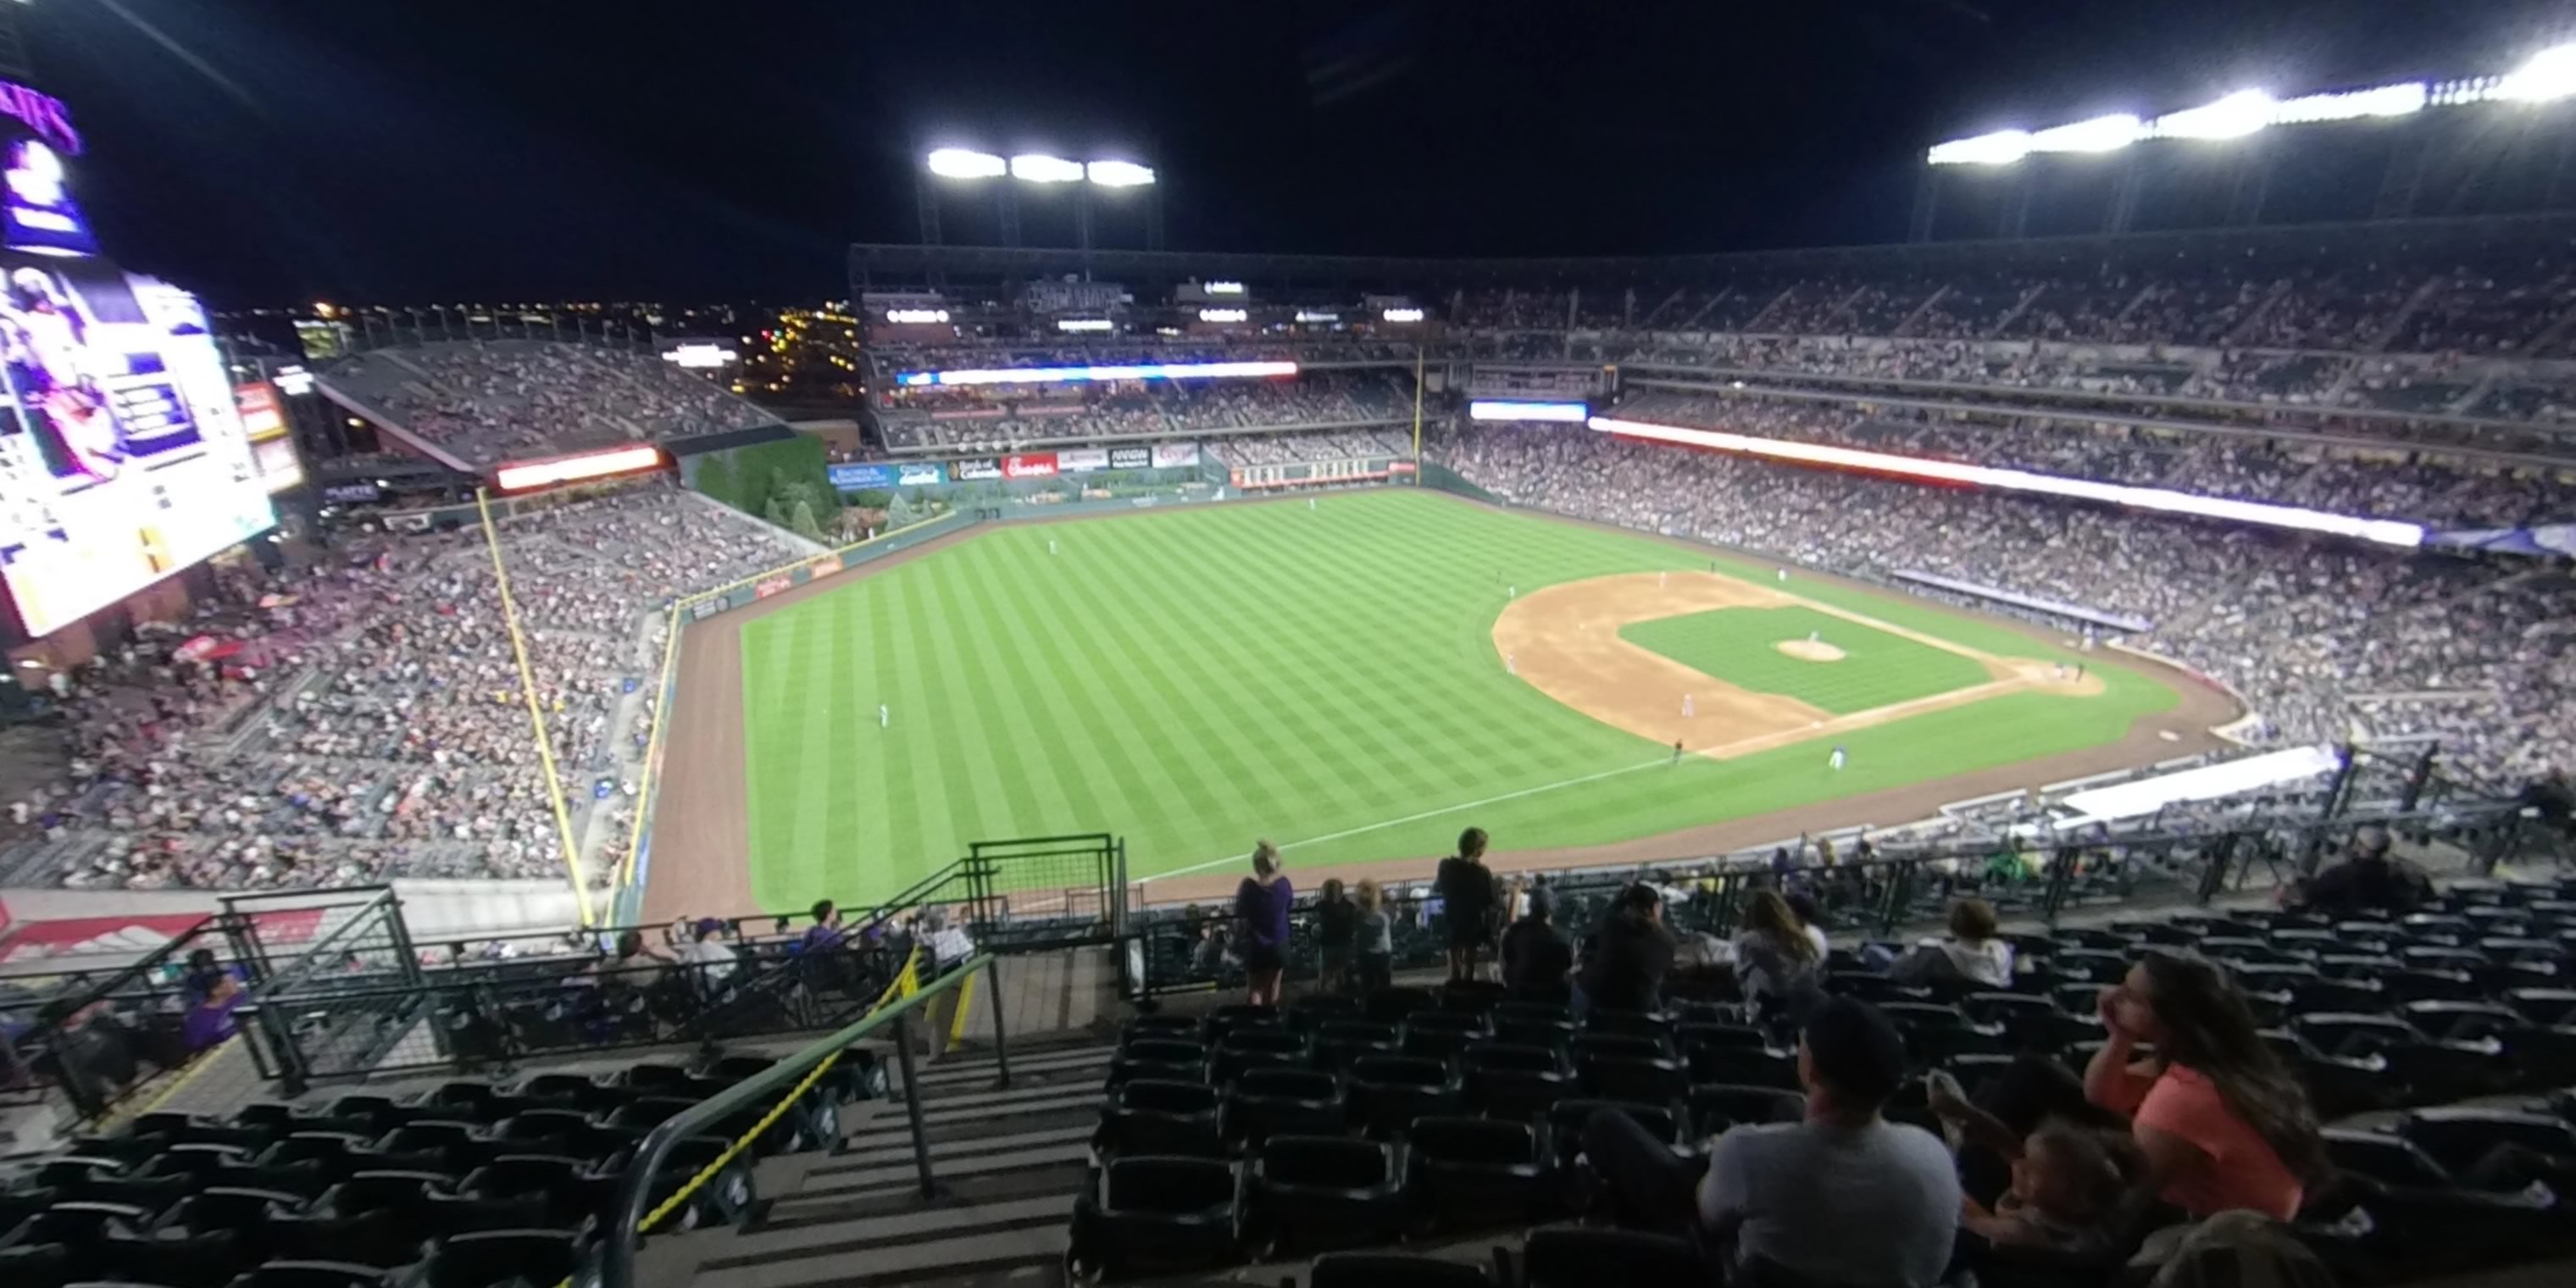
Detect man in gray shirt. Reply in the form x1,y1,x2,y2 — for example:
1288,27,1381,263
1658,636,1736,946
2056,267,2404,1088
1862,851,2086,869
1584,997,1960,1286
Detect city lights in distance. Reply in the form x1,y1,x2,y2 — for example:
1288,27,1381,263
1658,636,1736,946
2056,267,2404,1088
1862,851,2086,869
1009,153,1085,183
1198,307,1248,323
884,308,950,324
1085,159,1156,186
1056,317,1115,333
1588,415,2424,547
925,147,1007,179
1469,400,1590,423
1205,280,1246,295
1381,307,1424,323
897,360,1297,387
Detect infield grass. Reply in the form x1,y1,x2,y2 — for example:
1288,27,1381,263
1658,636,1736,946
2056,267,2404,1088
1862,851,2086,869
1619,606,1993,715
737,489,2181,908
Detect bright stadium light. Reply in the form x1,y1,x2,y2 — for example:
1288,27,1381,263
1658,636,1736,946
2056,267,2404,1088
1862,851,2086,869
1056,317,1114,333
2273,81,2428,122
884,308,950,324
1010,153,1085,182
1470,400,1591,423
2153,90,2277,140
1198,308,1248,323
1205,280,1246,295
1588,416,2424,547
2029,114,2142,154
1381,307,1424,323
2496,43,2576,102
925,147,1007,179
1927,130,2035,166
1085,159,1156,186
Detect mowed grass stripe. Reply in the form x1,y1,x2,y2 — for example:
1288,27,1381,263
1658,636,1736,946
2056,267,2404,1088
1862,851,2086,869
1619,606,1991,715
735,490,2183,905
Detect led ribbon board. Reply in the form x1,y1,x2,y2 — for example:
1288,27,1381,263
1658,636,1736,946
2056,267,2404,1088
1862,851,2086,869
1469,400,1591,423
1587,415,2424,547
895,359,1298,388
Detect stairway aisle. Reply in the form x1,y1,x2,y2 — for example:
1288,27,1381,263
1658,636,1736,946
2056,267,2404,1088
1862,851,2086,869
636,1038,1115,1288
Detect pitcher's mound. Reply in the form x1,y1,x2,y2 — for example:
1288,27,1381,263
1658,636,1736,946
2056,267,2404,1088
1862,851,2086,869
1775,639,1846,662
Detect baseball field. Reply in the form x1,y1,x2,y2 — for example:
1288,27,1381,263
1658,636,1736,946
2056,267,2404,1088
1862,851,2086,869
643,488,2230,915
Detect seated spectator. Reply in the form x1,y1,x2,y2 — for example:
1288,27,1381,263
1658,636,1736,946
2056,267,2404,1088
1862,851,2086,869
586,930,673,989
181,971,247,1052
676,918,738,991
2283,824,2429,917
2086,952,2324,1221
1583,997,1960,1287
1313,879,1357,994
801,901,843,952
1785,890,1829,957
1500,883,1574,996
1733,889,1824,1022
1894,897,2016,988
1575,883,1674,1019
1927,1073,2141,1257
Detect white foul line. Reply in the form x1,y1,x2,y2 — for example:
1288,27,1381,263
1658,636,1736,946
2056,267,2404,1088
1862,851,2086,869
1137,753,1676,884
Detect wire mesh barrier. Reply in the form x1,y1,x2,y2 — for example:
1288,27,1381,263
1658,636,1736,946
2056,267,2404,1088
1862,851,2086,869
8,916,242,1122
1124,801,2527,998
964,831,1128,947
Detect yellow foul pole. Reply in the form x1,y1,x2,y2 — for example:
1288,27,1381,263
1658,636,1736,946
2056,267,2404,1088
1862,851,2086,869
475,487,596,925
1411,343,1424,464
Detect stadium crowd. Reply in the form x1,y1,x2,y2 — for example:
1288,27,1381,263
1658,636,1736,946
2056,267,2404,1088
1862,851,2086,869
1435,419,2574,789
1607,391,2576,528
324,341,778,468
875,370,1413,451
3,486,808,891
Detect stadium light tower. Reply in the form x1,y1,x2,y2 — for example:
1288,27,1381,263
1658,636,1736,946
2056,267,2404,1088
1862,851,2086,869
916,146,1161,258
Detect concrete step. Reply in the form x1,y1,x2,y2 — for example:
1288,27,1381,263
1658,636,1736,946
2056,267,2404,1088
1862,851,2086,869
754,1159,1090,1233
794,1135,1092,1200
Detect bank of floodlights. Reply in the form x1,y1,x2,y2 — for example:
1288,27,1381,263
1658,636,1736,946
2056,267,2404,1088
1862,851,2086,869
1929,42,2576,165
924,147,1155,186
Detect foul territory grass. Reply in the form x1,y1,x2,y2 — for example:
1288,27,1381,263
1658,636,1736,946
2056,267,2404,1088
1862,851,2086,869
736,489,2180,908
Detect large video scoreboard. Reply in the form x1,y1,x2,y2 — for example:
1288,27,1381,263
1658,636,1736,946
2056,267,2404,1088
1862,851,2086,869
0,79,273,636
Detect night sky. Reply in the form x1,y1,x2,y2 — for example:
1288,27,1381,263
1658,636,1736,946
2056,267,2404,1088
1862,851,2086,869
20,0,2570,305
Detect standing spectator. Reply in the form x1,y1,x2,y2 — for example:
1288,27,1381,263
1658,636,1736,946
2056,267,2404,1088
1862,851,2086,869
1785,890,1830,957
1500,882,1574,997
181,971,247,1053
1895,897,2016,988
1582,997,1960,1287
2086,952,2324,1221
1313,878,1357,995
921,908,978,1058
1235,841,1293,1006
1575,883,1674,1019
1352,879,1395,994
1435,826,1499,983
1734,890,1824,1023
801,900,843,952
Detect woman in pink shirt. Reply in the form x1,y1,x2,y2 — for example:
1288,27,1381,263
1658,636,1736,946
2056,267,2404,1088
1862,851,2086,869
2085,952,2324,1221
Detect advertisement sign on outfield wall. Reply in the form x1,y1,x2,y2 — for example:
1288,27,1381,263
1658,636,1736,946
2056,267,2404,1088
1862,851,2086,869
1057,447,1109,473
1152,441,1200,469
897,462,948,486
753,575,795,599
828,463,899,491
1002,452,1058,479
808,557,841,580
1108,447,1150,469
955,458,1002,480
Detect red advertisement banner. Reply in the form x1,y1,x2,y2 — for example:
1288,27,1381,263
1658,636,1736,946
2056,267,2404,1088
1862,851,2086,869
1002,452,1058,479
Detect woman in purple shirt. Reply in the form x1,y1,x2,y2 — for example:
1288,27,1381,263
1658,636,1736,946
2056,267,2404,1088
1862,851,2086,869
1235,841,1293,1006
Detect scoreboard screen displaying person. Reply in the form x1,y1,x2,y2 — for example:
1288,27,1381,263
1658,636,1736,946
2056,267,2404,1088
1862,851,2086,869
0,77,275,636
0,261,272,636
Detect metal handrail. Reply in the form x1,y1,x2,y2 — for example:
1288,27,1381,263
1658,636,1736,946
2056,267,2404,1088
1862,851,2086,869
598,950,1000,1288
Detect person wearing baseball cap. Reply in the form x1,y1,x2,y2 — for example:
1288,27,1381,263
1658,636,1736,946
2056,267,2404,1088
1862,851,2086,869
1585,996,1959,1286
676,916,739,992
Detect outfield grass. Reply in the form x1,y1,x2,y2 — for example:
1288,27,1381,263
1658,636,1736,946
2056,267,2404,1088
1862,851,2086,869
1619,606,1993,715
736,489,2181,908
